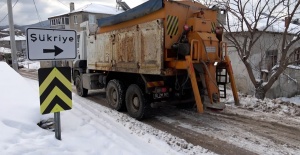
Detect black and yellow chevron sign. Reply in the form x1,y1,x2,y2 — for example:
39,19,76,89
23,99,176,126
38,67,72,114
167,15,178,36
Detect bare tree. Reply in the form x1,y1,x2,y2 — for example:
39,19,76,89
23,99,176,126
219,0,300,99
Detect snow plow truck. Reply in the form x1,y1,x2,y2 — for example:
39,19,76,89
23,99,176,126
73,0,239,120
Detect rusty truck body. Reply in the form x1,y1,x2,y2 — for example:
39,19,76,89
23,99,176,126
73,0,239,120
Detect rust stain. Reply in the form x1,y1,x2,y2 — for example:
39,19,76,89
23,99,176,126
90,19,163,75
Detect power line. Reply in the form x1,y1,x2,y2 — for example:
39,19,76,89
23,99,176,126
0,0,19,25
32,0,43,27
56,0,69,8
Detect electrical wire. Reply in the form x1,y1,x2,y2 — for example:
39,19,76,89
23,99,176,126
56,0,68,8
32,0,43,27
0,0,19,25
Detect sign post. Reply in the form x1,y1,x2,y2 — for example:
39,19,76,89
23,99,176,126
54,112,61,140
26,28,76,140
53,62,61,141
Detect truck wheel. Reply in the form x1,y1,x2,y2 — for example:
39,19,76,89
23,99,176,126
125,84,148,120
75,75,88,97
106,79,125,111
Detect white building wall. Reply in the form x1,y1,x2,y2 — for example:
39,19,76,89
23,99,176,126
225,32,300,98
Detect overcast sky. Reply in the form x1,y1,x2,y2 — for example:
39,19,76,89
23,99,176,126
0,0,148,26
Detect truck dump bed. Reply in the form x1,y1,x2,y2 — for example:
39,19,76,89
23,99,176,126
88,0,209,75
88,19,164,74
87,0,167,74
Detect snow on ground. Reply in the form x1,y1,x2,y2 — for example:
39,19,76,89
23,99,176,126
220,89,300,130
2,60,300,154
0,61,214,155
0,35,26,41
222,91,300,117
19,60,40,70
0,47,11,54
281,95,300,106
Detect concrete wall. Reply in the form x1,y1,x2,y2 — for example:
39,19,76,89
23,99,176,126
69,12,113,32
69,13,83,32
266,67,300,98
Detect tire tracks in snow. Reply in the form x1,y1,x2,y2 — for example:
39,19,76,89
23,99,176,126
153,108,300,155
21,71,300,155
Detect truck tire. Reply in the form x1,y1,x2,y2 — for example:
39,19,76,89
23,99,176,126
125,84,148,120
73,71,79,85
75,75,88,97
106,79,125,111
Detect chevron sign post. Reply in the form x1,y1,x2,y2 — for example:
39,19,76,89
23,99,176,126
38,67,72,114
38,67,72,140
26,28,77,141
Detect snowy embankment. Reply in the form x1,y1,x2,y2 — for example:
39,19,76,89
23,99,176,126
221,90,300,129
0,62,214,155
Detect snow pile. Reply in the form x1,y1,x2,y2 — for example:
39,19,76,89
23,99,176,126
115,114,213,155
241,96,300,116
0,47,11,54
19,60,40,70
222,90,300,117
0,62,40,151
281,95,300,105
1,28,21,31
0,61,214,154
74,95,215,155
0,35,26,41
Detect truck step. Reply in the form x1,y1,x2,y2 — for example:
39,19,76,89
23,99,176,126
216,66,228,98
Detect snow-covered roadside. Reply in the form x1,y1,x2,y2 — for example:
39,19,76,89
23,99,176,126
0,62,215,155
3,59,300,154
19,60,40,70
221,90,300,128
28,77,215,155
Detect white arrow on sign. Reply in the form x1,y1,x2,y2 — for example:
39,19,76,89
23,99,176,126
26,28,77,61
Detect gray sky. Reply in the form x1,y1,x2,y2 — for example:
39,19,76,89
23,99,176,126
0,0,148,26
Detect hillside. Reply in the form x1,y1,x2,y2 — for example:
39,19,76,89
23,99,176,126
0,20,50,33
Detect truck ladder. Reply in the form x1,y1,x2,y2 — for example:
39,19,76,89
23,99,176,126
216,65,227,98
185,55,203,113
221,42,240,105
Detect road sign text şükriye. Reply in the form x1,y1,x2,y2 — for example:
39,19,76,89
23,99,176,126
26,28,76,60
38,67,72,114
29,34,74,57
30,34,74,44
